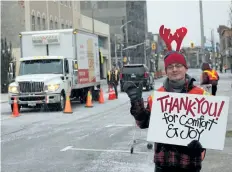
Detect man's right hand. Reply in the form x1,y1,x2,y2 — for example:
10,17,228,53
123,82,149,121
123,82,143,103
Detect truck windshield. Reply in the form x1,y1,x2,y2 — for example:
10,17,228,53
19,59,63,75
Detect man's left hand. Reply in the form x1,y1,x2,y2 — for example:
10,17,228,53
187,140,202,149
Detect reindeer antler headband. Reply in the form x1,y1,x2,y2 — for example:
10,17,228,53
159,25,188,52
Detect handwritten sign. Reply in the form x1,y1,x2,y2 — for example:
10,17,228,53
147,91,230,150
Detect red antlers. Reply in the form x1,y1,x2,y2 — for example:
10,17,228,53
159,25,173,51
159,25,187,52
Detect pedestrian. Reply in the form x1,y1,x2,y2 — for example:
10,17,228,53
107,66,119,98
200,62,219,96
224,64,227,73
123,25,208,172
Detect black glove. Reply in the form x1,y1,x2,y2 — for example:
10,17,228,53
187,140,203,149
187,140,203,156
123,82,143,103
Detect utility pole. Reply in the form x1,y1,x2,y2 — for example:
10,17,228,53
211,29,215,68
114,35,118,67
199,0,205,62
91,2,96,34
120,20,132,64
144,43,147,66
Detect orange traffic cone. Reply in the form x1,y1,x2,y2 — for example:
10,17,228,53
12,97,20,117
99,88,104,104
108,86,116,100
85,91,93,107
63,95,73,114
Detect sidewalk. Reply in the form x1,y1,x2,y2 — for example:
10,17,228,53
0,93,8,103
216,72,232,131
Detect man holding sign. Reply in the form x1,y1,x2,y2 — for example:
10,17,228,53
124,25,211,172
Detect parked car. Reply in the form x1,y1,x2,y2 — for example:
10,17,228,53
119,64,154,92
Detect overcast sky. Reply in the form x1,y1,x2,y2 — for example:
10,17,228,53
147,0,231,48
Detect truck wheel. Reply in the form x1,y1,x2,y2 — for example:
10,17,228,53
150,84,154,90
92,90,100,101
57,92,66,111
120,86,124,92
146,82,150,91
11,104,21,113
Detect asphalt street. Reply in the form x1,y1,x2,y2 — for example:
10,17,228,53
1,69,232,172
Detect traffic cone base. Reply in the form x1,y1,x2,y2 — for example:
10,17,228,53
12,97,20,117
63,96,73,114
85,91,93,107
99,88,104,104
108,87,116,100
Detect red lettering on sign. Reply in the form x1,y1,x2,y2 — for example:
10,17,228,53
78,69,89,84
156,95,225,120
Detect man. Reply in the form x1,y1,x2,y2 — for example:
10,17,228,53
124,51,208,172
124,23,210,171
200,62,219,96
107,66,119,98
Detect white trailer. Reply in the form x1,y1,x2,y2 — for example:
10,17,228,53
8,29,101,111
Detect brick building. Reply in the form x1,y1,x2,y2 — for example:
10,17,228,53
217,25,232,70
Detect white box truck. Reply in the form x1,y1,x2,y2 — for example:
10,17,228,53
8,29,101,111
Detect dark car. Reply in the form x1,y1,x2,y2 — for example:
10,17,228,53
120,64,154,92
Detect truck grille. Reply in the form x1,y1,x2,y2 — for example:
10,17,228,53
19,82,44,93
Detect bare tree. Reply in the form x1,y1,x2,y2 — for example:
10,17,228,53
1,38,14,93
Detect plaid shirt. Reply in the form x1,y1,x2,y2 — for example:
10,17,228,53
154,143,203,170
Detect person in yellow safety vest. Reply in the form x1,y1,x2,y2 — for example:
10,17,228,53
200,62,219,96
107,66,119,98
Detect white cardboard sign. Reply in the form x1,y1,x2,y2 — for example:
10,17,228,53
147,91,230,150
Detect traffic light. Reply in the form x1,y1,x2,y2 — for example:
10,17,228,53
152,43,156,50
190,42,194,48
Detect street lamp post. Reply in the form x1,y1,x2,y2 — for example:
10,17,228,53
199,0,205,61
91,2,96,34
114,34,118,67
120,20,132,60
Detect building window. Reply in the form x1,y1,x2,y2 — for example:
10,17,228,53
61,24,65,29
50,20,53,30
70,25,72,28
37,17,41,30
69,1,72,7
31,15,35,31
42,18,46,30
66,25,69,28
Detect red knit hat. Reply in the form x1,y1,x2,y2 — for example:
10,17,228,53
164,52,188,69
159,25,188,69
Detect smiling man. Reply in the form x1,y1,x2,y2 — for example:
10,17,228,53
123,25,210,172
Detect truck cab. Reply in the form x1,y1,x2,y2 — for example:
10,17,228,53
8,56,71,111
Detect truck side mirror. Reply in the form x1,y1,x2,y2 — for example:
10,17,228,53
64,59,69,74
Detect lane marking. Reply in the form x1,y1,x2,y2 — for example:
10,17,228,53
60,146,73,152
105,124,134,128
68,147,149,154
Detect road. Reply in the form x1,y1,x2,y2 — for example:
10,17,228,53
1,69,232,172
